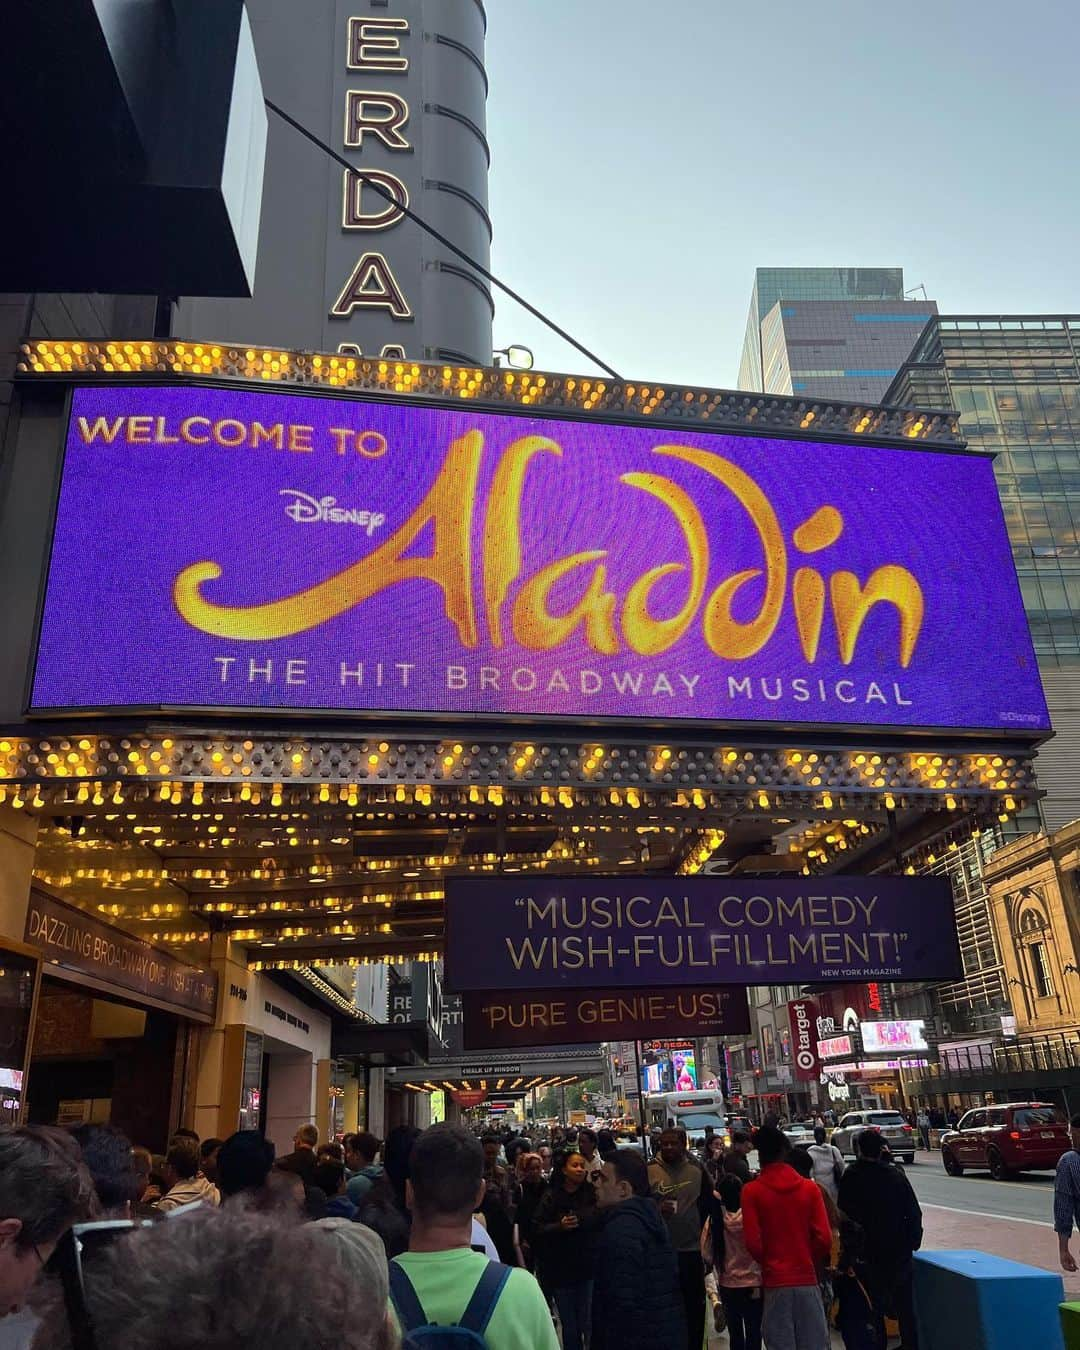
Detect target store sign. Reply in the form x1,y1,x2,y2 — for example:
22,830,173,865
788,998,820,1082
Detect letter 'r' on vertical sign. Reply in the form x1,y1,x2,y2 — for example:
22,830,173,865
347,17,409,72
330,253,413,319
344,91,410,151
342,169,409,229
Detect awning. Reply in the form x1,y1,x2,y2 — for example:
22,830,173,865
332,1019,435,1067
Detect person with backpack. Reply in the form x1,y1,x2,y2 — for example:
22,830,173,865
389,1123,558,1350
344,1131,384,1206
806,1126,846,1202
711,1175,763,1350
837,1130,923,1350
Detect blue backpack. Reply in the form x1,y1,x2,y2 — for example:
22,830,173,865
389,1259,511,1348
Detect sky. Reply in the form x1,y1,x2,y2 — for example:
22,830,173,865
486,0,1080,389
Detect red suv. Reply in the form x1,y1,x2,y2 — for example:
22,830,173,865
940,1102,1068,1180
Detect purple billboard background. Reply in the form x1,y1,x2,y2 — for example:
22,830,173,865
31,384,1049,731
443,876,962,991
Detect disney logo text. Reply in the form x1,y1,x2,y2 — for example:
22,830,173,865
280,490,386,535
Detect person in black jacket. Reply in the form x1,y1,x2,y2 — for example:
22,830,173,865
512,1151,549,1270
837,1129,923,1350
592,1148,686,1350
723,1131,754,1184
534,1149,599,1348
353,1124,418,1259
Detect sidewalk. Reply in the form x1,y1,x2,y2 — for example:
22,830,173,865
917,1201,1080,1299
705,1204,1077,1347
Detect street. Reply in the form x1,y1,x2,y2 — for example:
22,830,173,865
903,1153,1057,1225
900,1154,1080,1301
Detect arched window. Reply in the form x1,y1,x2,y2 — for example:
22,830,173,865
1018,907,1054,999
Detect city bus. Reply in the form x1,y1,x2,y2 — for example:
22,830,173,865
645,1090,728,1153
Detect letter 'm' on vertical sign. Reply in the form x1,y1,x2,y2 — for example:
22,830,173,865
329,253,413,319
344,91,411,151
342,169,409,229
347,17,409,71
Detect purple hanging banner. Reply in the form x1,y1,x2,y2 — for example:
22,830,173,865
444,875,961,991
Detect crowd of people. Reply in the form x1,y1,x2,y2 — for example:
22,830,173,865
0,1113,926,1350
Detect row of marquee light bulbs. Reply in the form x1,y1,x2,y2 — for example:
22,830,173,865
19,341,947,440
0,733,1027,790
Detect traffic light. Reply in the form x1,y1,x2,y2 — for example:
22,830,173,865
717,1043,731,1100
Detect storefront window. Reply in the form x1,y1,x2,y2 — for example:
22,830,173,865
0,949,38,1124
239,1031,264,1131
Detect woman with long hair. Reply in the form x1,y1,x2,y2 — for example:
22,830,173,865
713,1174,763,1350
512,1151,549,1270
533,1149,598,1348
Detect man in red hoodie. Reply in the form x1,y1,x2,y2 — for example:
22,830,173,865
741,1125,831,1350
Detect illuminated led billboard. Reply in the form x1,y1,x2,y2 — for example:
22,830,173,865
30,383,1049,732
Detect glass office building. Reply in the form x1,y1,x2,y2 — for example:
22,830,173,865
885,317,1080,676
886,316,1080,1029
737,267,930,399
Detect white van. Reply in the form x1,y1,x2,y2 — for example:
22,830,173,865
645,1090,727,1152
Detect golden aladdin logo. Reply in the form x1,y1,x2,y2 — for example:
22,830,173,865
172,433,923,666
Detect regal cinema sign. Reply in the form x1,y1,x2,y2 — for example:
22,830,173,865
788,998,820,1081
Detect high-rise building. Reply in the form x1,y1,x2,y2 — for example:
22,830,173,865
885,315,1080,1044
884,315,1080,830
737,267,935,403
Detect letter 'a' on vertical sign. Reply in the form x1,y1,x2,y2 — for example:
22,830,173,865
344,91,410,151
347,17,409,72
342,169,409,230
330,253,413,319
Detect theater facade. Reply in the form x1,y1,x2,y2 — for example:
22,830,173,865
0,342,1050,1143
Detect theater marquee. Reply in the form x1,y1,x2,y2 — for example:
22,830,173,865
31,382,1048,734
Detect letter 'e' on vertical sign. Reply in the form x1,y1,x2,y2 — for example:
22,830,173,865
347,17,409,72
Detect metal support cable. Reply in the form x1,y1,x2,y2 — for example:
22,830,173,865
264,98,622,380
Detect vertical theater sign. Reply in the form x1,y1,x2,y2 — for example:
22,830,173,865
177,1,493,365
331,11,413,347
323,0,494,364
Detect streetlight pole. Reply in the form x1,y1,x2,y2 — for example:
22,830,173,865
633,1040,649,1151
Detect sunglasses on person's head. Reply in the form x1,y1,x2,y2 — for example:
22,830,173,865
48,1201,205,1350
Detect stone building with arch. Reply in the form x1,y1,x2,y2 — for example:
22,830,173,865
987,823,1080,1038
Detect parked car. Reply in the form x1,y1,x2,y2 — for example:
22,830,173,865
939,1102,1068,1180
782,1122,816,1151
831,1109,915,1164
